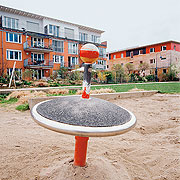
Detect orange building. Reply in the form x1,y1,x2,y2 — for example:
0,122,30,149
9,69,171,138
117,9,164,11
108,41,180,80
0,5,107,80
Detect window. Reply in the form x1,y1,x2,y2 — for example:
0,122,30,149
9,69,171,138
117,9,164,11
4,16,19,29
174,45,176,51
121,53,123,58
150,59,155,64
161,46,166,51
49,24,60,37
6,50,22,60
6,32,21,43
97,60,106,65
79,32,88,42
163,69,167,74
69,57,78,66
7,68,22,79
99,48,106,58
139,50,143,55
53,55,64,67
31,53,44,62
68,42,78,54
113,55,116,59
27,21,39,32
52,40,64,52
91,35,100,43
160,57,166,60
31,37,44,48
65,28,74,39
130,51,133,58
150,48,155,53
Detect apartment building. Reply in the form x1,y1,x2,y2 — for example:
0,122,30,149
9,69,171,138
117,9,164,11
108,41,180,80
0,5,107,80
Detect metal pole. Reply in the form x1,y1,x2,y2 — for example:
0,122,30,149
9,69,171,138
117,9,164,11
82,64,92,99
155,53,158,82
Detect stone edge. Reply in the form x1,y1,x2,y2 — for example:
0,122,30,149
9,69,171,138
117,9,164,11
28,90,158,110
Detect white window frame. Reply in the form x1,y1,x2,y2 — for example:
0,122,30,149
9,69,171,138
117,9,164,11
52,40,64,52
4,16,19,29
69,57,78,65
6,32,22,43
79,32,88,42
49,24,60,37
113,55,116,59
53,55,64,67
31,37,44,48
7,68,22,79
91,35,100,43
139,50,143,55
150,59,156,64
6,49,22,61
68,42,78,54
150,48,155,53
161,46,166,51
121,53,123,58
31,53,44,62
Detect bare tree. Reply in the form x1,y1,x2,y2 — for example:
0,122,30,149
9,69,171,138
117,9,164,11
138,62,149,76
125,63,134,74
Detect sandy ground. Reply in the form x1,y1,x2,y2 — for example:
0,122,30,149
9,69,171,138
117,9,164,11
0,93,180,180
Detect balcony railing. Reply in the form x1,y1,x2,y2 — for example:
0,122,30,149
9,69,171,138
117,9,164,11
24,58,54,68
23,40,53,53
68,64,76,70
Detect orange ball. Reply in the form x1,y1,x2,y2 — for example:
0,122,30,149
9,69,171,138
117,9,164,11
80,43,99,64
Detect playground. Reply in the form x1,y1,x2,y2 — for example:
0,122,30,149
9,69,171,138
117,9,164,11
0,93,179,180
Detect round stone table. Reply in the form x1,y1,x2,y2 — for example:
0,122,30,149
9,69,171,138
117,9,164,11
31,96,136,137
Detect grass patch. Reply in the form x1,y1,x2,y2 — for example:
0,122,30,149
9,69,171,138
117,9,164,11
16,103,29,111
91,82,180,94
0,97,18,104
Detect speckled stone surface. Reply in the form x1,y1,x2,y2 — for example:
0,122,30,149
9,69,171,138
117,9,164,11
36,96,131,127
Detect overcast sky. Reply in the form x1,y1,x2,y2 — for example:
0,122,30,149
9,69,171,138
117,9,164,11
0,0,180,52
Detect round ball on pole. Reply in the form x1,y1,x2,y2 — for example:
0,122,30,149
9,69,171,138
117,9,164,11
80,43,99,64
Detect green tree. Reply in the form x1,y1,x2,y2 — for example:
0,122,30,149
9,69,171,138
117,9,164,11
112,64,125,83
104,71,113,83
58,67,69,79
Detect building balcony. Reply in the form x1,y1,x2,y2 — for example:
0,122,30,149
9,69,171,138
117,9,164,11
23,40,53,53
68,64,76,70
95,64,107,70
24,58,54,69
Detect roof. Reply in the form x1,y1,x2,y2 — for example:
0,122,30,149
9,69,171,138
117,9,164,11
0,5,105,34
108,40,180,54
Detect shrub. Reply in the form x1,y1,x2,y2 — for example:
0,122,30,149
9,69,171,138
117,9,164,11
145,75,155,82
47,89,69,95
76,88,115,95
16,103,29,111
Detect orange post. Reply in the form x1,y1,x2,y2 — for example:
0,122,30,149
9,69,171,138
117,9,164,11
74,136,89,167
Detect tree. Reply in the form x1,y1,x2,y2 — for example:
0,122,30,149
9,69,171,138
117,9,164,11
104,71,113,83
125,63,134,74
112,64,125,83
138,62,149,76
22,69,33,80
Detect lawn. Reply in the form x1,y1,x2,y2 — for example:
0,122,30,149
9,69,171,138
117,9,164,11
91,82,180,94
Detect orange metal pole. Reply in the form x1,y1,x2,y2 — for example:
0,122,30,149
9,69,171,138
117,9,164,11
74,136,89,167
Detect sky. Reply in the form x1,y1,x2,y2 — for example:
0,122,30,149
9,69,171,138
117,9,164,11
0,0,180,52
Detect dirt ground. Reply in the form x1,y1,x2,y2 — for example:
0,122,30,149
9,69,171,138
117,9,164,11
0,93,179,180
